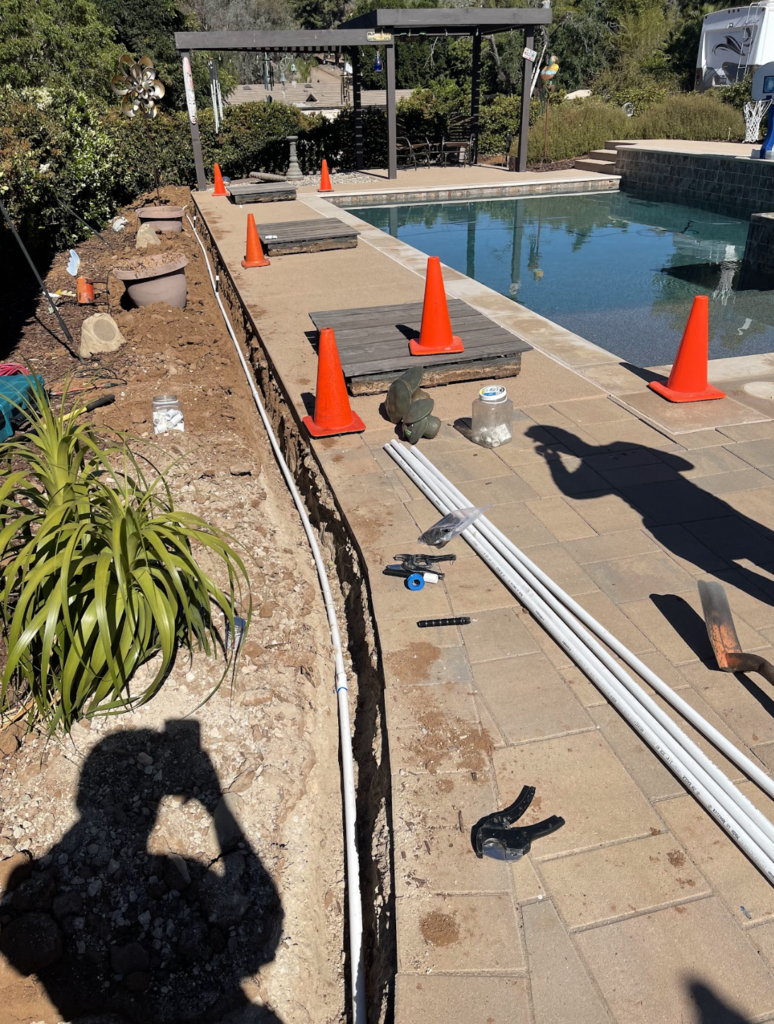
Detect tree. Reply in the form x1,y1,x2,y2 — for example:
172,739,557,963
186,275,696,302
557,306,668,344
0,0,122,97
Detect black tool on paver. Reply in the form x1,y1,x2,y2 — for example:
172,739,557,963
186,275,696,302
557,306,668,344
417,616,470,628
383,552,456,580
471,786,565,862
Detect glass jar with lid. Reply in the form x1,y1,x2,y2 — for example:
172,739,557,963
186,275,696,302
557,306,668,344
471,385,513,448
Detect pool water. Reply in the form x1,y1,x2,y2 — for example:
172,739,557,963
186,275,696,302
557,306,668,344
350,192,774,365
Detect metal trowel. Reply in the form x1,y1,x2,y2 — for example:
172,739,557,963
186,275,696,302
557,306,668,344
698,580,774,684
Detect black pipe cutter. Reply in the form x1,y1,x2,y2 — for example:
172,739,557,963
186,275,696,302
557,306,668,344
471,786,565,861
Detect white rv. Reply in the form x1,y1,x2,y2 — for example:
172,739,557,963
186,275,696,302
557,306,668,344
696,1,774,89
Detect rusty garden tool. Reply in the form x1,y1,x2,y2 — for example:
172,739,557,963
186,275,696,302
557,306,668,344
698,580,774,684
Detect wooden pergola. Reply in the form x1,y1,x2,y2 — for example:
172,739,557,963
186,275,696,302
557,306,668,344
342,8,552,177
175,9,551,187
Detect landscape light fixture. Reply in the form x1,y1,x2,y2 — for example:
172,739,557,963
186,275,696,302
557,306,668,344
373,50,383,73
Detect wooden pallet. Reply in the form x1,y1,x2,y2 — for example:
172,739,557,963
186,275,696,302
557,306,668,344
309,299,531,395
228,180,297,204
258,219,358,255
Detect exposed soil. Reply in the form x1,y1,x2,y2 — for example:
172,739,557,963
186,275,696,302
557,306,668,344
0,187,347,1024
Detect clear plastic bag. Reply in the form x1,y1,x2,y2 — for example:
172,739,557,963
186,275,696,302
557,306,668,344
418,506,491,548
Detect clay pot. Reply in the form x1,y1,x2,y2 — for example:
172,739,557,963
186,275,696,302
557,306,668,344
136,205,185,233
114,255,188,308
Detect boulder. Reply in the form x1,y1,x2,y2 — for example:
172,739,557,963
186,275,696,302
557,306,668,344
135,223,161,250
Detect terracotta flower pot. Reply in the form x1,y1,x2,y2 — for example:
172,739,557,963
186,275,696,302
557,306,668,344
114,255,188,308
136,205,185,233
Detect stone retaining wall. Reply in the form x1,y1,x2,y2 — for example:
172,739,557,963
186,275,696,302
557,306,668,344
617,146,774,218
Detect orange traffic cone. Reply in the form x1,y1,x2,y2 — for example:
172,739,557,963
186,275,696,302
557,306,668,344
318,159,333,193
212,164,229,197
409,257,465,356
241,214,270,268
648,296,725,403
303,328,366,438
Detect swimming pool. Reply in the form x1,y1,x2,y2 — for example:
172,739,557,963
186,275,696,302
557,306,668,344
350,192,774,366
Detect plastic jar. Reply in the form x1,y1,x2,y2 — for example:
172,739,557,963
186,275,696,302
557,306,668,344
471,385,513,448
152,394,184,434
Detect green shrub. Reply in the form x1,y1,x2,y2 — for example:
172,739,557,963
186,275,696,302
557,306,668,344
528,99,631,162
0,386,250,734
635,91,745,141
479,95,521,156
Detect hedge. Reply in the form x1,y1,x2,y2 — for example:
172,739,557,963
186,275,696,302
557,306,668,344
526,92,745,163
0,86,748,258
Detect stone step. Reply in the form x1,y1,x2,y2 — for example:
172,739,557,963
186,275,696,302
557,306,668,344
574,157,618,174
605,139,638,150
588,148,617,161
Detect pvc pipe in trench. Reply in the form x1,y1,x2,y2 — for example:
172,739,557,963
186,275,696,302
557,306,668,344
187,214,366,1023
403,444,774,849
386,442,774,883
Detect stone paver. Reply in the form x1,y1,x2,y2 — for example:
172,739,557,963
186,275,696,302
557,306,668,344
540,833,710,929
395,974,531,1024
195,186,774,1024
575,898,774,1024
396,893,524,973
493,732,662,857
523,899,612,1024
472,653,592,744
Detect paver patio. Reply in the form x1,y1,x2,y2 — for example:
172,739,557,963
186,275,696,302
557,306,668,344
194,177,774,1023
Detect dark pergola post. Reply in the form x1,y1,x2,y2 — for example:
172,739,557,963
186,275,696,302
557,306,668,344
386,44,398,179
516,28,534,173
351,51,364,170
181,50,208,191
470,32,482,165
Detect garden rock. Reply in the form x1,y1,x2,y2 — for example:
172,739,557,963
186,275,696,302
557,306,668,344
135,223,161,250
80,313,126,359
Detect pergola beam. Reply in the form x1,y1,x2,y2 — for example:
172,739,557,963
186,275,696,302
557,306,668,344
342,8,551,33
174,30,388,51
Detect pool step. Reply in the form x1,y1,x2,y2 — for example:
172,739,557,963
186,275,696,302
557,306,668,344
574,155,619,174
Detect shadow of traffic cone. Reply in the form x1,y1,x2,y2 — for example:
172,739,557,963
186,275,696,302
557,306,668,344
212,164,230,197
318,159,333,193
241,214,270,268
303,328,366,438
409,257,465,356
648,296,725,403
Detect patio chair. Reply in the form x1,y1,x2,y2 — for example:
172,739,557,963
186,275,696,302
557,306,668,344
441,116,476,167
396,136,419,170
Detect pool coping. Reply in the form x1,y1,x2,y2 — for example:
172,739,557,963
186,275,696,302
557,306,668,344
318,173,621,208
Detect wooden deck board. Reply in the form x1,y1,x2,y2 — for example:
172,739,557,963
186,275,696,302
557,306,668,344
258,218,358,255
228,180,297,204
309,299,530,394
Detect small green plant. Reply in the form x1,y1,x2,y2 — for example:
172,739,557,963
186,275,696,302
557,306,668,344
0,386,250,733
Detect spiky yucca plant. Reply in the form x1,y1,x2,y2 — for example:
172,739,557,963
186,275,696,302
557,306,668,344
0,385,250,733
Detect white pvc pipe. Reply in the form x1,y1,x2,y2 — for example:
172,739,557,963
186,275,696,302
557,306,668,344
408,444,774,806
187,214,366,1023
386,442,774,883
403,445,774,850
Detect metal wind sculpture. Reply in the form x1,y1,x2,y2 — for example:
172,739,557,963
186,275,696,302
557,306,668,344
112,55,166,201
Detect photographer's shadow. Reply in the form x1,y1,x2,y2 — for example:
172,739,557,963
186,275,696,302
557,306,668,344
527,424,774,608
0,720,283,1024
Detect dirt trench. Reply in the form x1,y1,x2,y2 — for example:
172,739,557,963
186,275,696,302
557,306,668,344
0,186,387,1024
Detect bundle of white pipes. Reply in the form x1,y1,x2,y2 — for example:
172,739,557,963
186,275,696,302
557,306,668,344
385,440,774,884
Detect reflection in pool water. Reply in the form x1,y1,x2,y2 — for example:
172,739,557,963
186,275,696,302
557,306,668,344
349,192,774,366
